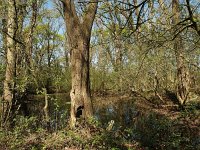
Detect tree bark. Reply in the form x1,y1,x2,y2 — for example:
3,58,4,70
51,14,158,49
26,0,38,72
43,88,50,130
63,0,98,128
1,6,7,126
2,0,16,127
172,0,190,106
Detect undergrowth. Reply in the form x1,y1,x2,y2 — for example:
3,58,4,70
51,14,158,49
0,106,199,150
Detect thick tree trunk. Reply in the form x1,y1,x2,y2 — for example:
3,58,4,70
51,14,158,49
70,38,93,127
63,0,98,128
172,0,190,106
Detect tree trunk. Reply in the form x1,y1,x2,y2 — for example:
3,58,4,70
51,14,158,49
69,37,93,127
63,0,98,128
43,88,50,130
2,0,16,127
114,36,123,93
1,11,7,126
172,0,190,106
26,0,38,72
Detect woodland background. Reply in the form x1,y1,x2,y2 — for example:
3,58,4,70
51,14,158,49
0,0,199,149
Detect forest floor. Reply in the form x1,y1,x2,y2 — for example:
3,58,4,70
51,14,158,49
0,92,199,150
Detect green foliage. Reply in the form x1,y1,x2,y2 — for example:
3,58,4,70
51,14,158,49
0,116,137,150
0,0,200,149
49,94,69,130
0,108,199,150
133,112,198,150
134,113,176,149
180,101,200,117
14,116,39,134
0,116,45,150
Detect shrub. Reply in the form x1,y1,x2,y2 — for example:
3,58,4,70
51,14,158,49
133,112,190,150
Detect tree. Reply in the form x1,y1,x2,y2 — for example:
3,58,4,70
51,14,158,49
25,0,38,73
2,0,16,127
172,0,190,106
62,0,98,128
1,0,38,126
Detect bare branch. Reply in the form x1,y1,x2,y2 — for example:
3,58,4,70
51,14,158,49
185,0,200,36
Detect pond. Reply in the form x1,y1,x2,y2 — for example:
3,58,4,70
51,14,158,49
93,96,139,128
26,94,138,130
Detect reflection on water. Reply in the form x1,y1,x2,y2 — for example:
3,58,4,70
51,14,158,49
94,99,138,128
27,94,138,129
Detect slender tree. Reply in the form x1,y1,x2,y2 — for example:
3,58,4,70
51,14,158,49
26,0,38,72
62,0,98,128
172,0,190,106
2,0,16,127
0,0,7,124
